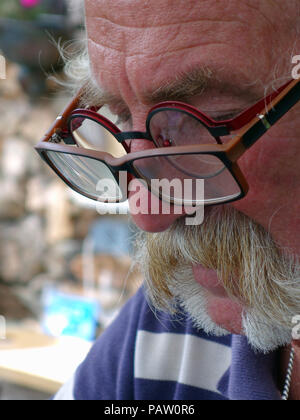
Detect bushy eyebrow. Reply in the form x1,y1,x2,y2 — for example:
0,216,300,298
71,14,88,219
144,67,214,104
80,66,262,111
78,77,120,108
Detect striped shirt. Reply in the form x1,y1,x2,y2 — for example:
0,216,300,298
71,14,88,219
54,287,282,400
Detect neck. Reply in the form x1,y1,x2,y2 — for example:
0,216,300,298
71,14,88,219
280,341,300,400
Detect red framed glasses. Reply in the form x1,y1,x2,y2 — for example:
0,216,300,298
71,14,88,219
35,78,300,206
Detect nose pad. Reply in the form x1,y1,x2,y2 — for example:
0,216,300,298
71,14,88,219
156,134,173,148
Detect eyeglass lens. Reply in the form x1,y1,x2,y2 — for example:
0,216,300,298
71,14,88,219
46,150,124,202
70,116,127,158
139,109,241,204
45,109,242,204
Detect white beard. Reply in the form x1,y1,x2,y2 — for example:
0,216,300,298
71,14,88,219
169,266,293,354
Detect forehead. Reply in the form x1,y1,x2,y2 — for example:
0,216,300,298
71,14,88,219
85,0,291,105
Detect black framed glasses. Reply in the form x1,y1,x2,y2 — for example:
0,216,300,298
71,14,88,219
35,78,300,206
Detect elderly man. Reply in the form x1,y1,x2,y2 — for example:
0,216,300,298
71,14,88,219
39,0,300,400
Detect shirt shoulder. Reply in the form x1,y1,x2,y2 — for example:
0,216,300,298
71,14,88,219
54,287,232,400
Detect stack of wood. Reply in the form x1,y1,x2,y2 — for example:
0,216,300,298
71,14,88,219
0,61,141,327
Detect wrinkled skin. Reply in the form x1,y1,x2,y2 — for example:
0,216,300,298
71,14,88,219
85,0,300,398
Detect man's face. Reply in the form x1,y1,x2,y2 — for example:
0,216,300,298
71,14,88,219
85,0,300,350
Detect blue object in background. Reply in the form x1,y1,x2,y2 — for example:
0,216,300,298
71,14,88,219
88,219,137,257
42,288,101,342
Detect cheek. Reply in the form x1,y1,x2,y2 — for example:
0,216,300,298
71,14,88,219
235,139,297,201
231,138,300,252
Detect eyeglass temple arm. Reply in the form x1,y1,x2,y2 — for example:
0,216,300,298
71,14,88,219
222,80,292,131
242,79,300,149
41,91,83,145
226,79,300,162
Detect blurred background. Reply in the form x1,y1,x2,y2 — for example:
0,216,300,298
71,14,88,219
0,0,142,399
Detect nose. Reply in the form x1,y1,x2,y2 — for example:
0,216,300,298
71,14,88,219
128,137,187,233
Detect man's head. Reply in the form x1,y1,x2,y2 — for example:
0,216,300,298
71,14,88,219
75,0,300,352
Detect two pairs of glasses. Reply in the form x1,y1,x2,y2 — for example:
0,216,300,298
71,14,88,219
35,78,300,206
